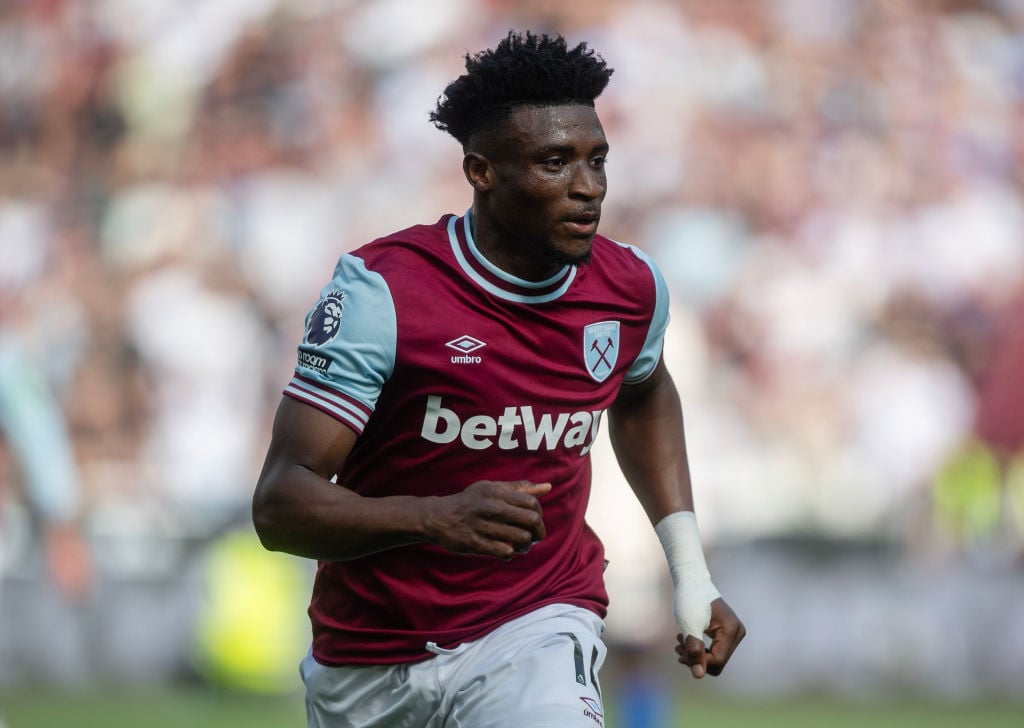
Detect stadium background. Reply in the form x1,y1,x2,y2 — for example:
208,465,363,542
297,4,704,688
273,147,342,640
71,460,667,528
1,0,1023,725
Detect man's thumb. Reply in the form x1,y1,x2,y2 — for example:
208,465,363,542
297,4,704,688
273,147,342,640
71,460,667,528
516,481,552,495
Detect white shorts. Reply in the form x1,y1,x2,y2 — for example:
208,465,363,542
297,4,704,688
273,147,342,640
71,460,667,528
300,603,608,728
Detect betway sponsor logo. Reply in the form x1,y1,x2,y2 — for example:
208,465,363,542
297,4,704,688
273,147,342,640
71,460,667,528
420,395,603,455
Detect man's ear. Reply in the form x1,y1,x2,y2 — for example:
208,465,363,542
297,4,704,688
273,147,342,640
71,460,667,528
463,153,493,192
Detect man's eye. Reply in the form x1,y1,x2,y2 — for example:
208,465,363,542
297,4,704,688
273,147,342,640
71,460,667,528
544,158,566,169
591,156,607,168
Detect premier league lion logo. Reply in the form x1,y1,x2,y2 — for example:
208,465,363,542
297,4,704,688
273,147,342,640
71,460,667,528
305,292,347,346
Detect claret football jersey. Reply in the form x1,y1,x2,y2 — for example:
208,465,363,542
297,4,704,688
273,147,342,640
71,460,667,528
285,211,669,665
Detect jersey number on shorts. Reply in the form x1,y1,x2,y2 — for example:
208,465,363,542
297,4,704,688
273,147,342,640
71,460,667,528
559,632,601,698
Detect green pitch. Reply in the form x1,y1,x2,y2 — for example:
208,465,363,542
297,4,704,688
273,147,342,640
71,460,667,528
1,686,1021,728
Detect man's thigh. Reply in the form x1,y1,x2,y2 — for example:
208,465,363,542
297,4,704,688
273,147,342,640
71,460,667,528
445,605,608,728
301,650,443,728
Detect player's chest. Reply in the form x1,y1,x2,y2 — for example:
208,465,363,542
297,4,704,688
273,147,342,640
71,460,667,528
390,291,643,409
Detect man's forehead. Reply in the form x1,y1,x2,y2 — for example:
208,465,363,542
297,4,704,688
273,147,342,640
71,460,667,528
502,103,606,148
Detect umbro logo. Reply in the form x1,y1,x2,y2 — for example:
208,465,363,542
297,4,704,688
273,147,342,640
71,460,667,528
580,696,604,726
446,335,485,364
446,335,486,353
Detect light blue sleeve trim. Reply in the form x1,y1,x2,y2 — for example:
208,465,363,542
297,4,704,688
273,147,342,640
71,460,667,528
295,254,397,411
618,243,670,383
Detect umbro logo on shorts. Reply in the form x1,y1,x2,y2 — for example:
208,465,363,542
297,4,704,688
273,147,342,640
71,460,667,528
580,696,604,726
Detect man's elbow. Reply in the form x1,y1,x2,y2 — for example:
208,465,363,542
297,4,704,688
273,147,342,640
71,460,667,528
251,488,286,552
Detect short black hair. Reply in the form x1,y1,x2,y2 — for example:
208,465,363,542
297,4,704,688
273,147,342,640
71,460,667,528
430,30,614,149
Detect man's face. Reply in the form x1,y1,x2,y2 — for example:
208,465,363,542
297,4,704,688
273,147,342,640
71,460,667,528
479,104,609,277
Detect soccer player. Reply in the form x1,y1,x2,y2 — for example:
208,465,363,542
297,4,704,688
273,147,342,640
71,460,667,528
252,30,745,727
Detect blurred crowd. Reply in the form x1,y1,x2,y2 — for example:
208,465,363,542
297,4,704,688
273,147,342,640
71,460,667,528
1,0,1023,584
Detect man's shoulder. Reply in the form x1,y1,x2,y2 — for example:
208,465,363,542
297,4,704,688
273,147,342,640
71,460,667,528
591,233,662,279
352,215,455,265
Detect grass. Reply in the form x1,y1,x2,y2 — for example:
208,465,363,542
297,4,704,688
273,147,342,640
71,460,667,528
0,684,1021,728
669,694,1024,728
0,685,305,728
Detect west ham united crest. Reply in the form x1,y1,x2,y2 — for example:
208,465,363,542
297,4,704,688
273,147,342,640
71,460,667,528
583,321,619,382
305,292,347,346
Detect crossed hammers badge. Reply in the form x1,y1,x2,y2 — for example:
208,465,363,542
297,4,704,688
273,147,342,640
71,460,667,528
583,321,620,383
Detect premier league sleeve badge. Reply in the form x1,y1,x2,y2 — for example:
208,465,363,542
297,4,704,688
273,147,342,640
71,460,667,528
305,292,348,347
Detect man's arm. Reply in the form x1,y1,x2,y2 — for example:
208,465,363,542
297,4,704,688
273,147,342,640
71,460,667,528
0,337,92,601
608,356,745,678
252,397,549,561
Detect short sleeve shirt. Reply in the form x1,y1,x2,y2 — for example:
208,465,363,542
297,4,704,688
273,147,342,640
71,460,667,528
285,212,670,665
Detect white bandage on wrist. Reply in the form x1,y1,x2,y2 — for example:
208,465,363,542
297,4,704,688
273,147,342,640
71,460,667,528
655,511,721,640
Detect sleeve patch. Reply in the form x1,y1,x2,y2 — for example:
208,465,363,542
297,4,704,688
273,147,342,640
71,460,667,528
305,292,348,346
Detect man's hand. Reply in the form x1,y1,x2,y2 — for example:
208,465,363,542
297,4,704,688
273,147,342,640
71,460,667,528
424,480,550,559
675,597,745,678
44,521,93,603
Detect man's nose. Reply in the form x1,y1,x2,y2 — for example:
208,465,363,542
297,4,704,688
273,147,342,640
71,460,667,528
569,163,605,199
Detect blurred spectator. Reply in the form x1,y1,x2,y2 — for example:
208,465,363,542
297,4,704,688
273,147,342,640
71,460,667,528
974,288,1024,463
0,303,92,603
943,286,1024,552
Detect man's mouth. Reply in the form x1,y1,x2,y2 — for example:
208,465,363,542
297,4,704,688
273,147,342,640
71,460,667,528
563,213,600,236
